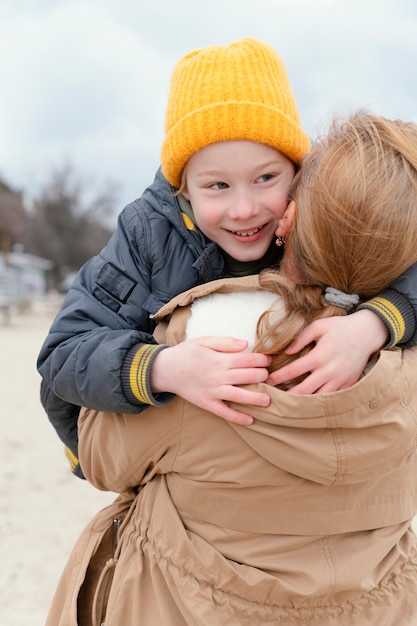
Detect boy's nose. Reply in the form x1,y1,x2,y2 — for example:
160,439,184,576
229,193,260,220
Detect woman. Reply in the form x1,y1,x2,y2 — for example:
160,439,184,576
47,113,417,625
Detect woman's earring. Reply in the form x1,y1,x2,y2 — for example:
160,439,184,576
275,236,286,247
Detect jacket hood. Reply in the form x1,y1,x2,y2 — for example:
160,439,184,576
230,349,416,486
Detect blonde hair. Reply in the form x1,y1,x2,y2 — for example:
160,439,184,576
255,112,417,378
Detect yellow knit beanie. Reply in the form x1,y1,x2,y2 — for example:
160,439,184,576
161,38,311,188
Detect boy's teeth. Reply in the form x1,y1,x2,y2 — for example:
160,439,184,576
233,226,261,236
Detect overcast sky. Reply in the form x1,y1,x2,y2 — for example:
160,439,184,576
1,0,417,222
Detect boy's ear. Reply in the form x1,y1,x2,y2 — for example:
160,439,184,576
276,200,297,237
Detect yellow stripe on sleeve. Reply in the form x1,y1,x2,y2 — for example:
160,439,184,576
129,345,161,405
64,446,79,472
364,297,405,346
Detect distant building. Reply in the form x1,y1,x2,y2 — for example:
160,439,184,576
0,181,53,310
0,248,53,306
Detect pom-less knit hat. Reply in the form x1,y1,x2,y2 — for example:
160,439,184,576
161,37,311,188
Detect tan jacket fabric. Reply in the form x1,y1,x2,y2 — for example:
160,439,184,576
47,277,417,625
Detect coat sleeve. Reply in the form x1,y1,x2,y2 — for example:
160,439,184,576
78,402,183,492
358,260,417,348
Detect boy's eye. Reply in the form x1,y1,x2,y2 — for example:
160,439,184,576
211,181,229,190
257,173,274,183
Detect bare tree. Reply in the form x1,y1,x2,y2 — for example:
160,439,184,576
0,179,26,256
23,163,117,287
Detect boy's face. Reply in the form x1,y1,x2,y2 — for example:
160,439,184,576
183,140,296,262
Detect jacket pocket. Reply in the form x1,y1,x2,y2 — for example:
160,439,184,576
78,518,121,626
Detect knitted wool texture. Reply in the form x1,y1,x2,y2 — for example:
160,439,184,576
161,38,311,188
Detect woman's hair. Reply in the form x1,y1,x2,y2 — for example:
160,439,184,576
255,111,417,379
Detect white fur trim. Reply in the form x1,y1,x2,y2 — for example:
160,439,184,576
185,290,283,351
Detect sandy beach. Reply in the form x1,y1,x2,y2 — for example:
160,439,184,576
0,300,115,626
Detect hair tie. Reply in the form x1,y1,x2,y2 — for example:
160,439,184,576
324,287,359,311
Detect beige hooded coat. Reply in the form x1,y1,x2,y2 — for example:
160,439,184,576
47,277,417,625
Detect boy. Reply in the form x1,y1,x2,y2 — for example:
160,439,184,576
37,38,417,478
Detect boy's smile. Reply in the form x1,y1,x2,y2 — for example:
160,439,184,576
183,140,296,262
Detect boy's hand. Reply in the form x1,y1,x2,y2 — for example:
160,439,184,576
151,337,271,425
267,309,389,394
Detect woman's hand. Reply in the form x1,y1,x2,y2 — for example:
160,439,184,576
267,309,389,393
151,336,271,424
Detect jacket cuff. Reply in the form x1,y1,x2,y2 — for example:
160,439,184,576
357,288,416,348
122,344,174,407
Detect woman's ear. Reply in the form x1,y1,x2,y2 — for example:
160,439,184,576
276,201,297,238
